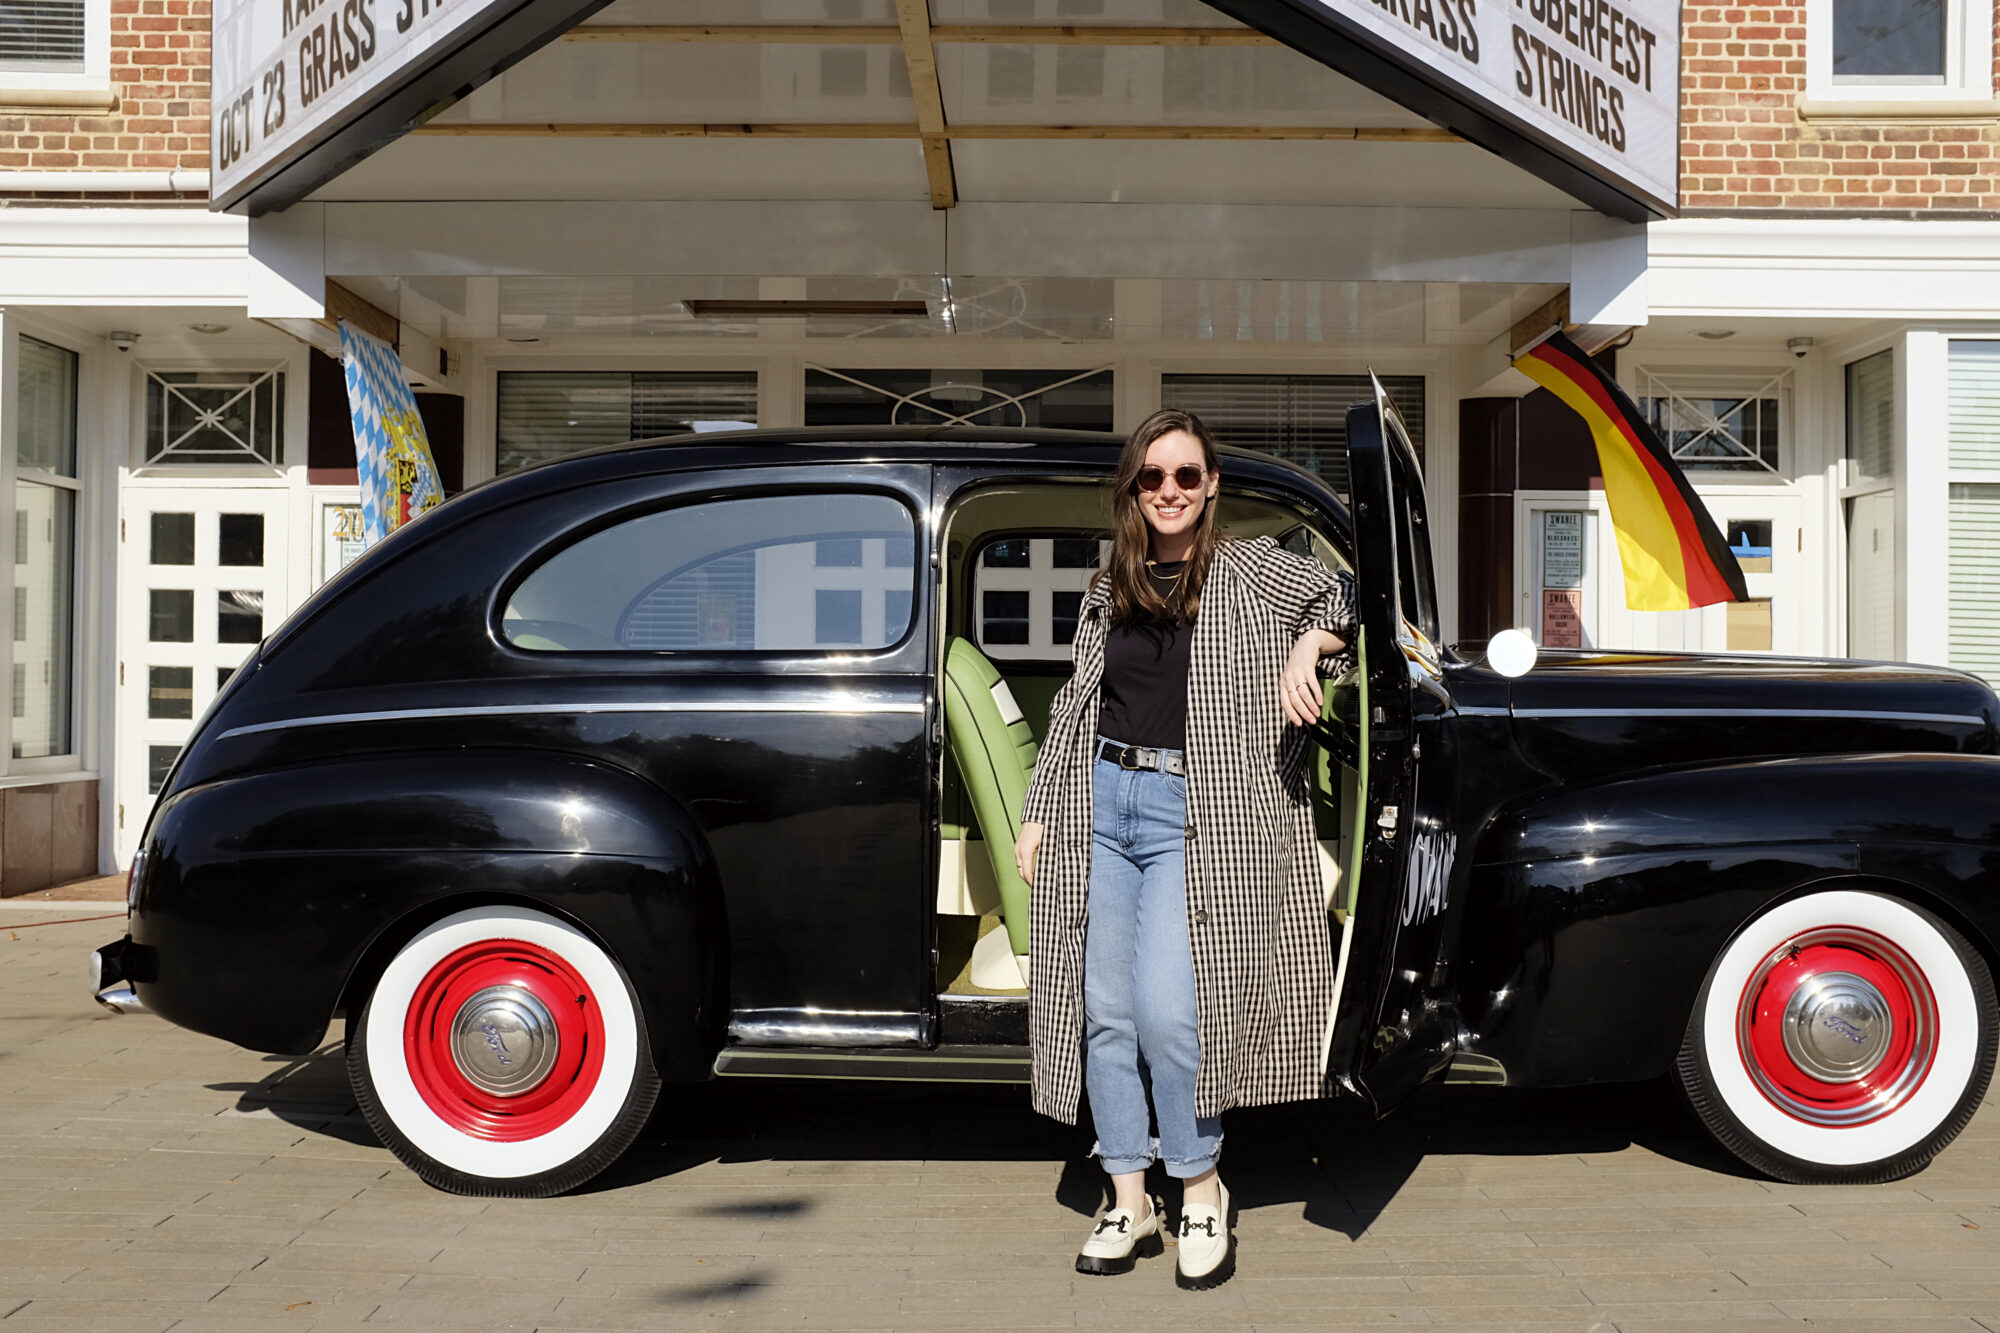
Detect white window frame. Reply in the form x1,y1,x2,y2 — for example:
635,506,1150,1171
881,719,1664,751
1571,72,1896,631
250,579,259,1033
132,361,290,478
1626,363,1796,480
0,314,94,780
0,0,112,103
1805,0,1998,108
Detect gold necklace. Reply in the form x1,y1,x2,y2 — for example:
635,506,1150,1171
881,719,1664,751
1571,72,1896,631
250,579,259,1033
1145,559,1185,586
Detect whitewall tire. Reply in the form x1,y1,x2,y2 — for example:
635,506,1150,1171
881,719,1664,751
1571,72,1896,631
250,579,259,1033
1677,889,1996,1184
348,905,660,1197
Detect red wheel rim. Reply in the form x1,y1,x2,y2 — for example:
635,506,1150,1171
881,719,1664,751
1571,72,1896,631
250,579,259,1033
402,938,607,1141
1736,924,1937,1127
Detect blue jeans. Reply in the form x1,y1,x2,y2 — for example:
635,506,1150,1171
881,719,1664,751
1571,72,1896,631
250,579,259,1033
1083,738,1224,1179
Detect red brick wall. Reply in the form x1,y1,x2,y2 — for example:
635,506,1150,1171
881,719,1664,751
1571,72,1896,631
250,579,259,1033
1681,0,2000,212
0,0,210,201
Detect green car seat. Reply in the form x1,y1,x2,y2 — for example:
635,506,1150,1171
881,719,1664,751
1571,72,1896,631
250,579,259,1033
942,637,1039,982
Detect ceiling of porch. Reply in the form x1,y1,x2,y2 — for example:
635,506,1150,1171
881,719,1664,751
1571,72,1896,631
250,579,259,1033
307,0,1578,211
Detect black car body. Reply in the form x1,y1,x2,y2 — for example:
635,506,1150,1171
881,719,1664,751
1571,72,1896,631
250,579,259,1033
94,385,2000,1195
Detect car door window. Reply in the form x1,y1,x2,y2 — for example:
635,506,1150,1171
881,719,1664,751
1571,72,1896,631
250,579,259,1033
504,492,918,652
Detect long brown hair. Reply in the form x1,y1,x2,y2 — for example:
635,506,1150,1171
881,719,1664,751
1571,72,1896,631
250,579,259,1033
1097,407,1223,626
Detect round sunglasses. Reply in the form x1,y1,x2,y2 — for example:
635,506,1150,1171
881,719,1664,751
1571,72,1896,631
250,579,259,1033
1135,463,1207,492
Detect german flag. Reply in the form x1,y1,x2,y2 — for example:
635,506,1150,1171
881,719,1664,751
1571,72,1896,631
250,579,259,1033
1515,331,1748,612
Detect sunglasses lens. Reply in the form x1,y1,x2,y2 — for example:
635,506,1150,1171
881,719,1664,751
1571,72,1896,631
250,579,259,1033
1136,464,1205,491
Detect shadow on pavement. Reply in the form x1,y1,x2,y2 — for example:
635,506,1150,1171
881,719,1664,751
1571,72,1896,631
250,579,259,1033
217,1036,1755,1235
208,1040,379,1147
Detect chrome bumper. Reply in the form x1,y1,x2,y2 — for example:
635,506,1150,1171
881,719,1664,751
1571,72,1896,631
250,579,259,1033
90,937,148,1015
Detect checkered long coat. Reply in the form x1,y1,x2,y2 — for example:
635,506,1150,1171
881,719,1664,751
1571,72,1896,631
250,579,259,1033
1020,535,1358,1125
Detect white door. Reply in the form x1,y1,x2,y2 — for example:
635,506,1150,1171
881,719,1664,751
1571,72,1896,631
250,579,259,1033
1517,490,1804,655
116,486,290,862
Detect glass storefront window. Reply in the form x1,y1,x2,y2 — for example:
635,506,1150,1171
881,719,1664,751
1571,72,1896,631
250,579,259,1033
1845,350,1896,486
1844,349,1897,661
13,336,78,760
804,368,1113,431
145,368,284,465
495,371,758,474
1161,373,1425,495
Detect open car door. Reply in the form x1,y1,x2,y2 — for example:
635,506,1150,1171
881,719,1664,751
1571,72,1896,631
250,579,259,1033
1320,374,1461,1115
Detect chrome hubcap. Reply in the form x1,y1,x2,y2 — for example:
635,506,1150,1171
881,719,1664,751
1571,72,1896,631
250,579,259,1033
449,984,561,1097
1779,970,1891,1083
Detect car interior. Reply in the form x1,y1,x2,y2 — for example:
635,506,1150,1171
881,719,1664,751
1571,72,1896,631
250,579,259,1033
932,479,1365,1011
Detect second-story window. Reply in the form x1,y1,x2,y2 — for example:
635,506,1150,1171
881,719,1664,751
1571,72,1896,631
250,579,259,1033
1812,0,1995,99
1834,0,1945,81
0,1,82,69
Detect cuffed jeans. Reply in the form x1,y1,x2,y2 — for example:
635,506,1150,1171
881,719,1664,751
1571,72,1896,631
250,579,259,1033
1083,738,1224,1179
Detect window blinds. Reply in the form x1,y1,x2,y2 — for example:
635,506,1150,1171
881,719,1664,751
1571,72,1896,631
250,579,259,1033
1949,340,2000,472
0,1,85,67
1161,373,1425,495
495,372,758,474
1950,484,2000,684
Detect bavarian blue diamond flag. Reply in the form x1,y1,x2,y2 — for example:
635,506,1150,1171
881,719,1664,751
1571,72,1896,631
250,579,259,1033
339,320,443,546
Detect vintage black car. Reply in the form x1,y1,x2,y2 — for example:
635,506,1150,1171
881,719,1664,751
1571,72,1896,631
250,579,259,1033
92,383,2000,1197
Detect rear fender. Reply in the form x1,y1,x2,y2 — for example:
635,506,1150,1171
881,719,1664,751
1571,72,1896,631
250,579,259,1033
1457,753,2000,1087
131,751,726,1080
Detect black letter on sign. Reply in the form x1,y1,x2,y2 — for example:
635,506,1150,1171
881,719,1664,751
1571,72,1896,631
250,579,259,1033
1458,0,1480,62
1512,24,1532,94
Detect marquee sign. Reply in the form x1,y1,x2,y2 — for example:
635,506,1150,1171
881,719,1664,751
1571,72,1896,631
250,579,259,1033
210,0,609,215
1208,0,1679,219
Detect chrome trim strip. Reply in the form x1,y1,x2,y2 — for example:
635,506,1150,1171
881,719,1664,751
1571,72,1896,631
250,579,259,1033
726,1010,926,1048
218,696,925,740
1513,707,1987,726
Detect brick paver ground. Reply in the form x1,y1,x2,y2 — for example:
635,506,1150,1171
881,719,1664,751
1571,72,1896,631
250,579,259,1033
4,905,1998,1331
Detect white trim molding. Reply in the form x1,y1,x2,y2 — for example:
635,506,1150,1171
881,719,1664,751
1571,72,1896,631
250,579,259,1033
1649,219,2000,321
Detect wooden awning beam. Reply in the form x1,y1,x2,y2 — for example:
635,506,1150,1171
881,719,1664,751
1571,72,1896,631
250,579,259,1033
562,24,1281,47
413,122,1460,143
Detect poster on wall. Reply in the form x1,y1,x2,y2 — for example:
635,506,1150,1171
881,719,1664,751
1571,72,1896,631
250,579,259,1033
1210,0,1679,218
1542,588,1583,648
322,503,366,585
1542,511,1584,590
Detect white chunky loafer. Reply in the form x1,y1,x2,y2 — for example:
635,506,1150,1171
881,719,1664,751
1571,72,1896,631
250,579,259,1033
1075,1198,1163,1275
1174,1177,1235,1290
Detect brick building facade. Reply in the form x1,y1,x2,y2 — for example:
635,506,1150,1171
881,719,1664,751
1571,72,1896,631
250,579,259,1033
0,0,210,199
1680,0,2000,211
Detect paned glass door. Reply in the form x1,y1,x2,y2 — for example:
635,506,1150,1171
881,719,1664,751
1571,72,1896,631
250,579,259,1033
116,487,289,862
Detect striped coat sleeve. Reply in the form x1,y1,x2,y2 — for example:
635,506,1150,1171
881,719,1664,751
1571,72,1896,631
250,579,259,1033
1230,536,1358,677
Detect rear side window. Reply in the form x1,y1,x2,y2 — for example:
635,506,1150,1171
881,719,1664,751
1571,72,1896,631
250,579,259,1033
505,492,917,652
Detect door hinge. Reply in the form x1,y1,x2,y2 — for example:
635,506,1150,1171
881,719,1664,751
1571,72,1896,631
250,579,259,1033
118,662,124,686
117,804,124,830
119,518,125,542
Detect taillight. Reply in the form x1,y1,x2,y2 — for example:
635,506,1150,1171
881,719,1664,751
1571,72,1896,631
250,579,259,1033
125,846,148,914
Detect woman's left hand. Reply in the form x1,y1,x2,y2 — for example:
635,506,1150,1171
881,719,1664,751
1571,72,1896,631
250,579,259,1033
1281,634,1327,728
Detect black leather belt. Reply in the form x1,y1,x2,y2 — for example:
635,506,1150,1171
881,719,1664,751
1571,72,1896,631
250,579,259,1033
1097,740,1187,776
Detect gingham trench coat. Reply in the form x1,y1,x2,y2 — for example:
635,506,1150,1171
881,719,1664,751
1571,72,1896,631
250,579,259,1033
1019,535,1359,1125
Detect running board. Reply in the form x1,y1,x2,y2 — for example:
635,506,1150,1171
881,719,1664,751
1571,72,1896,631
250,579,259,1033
712,1043,1030,1084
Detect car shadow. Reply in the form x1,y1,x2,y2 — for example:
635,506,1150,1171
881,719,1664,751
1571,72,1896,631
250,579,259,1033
217,1039,1757,1230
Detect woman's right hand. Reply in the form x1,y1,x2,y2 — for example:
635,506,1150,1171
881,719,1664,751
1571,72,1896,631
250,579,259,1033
1015,821,1045,884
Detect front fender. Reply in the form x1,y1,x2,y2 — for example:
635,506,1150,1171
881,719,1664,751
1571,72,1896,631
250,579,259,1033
1456,753,2000,1087
131,750,725,1080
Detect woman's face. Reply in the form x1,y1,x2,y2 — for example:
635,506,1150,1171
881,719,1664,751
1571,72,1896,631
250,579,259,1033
1138,429,1220,542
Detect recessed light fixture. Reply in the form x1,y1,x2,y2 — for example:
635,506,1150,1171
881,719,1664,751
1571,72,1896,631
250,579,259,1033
186,322,232,335
682,299,931,318
1693,328,1737,340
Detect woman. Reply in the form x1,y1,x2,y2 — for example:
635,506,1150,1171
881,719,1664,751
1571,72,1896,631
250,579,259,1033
1014,408,1354,1291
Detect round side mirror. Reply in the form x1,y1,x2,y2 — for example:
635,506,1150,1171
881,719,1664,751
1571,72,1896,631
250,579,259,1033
1487,627,1539,678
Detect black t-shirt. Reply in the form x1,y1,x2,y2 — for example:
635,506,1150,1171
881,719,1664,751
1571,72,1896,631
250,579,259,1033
1095,563,1193,750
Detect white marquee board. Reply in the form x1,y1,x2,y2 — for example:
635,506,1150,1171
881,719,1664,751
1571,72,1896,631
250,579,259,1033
211,0,605,213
